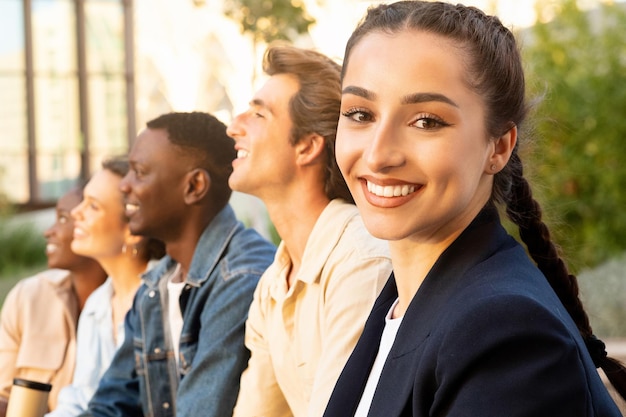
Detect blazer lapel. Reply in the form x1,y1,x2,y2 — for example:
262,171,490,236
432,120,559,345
323,276,398,417
367,206,506,416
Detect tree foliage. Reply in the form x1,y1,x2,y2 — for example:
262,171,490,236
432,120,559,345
521,0,626,271
223,0,315,44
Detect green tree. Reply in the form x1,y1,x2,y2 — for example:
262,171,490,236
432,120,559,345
521,0,626,271
222,0,316,85
223,0,315,45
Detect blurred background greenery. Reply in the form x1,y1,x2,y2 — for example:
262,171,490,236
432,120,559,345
522,0,626,273
518,0,626,338
0,207,47,306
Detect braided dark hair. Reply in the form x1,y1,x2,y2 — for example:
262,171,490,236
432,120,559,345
343,0,626,399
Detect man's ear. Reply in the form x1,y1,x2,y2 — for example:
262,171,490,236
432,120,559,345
295,133,326,166
485,124,517,174
184,168,210,204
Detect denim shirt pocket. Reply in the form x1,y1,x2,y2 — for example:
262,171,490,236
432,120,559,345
178,333,198,376
133,336,147,376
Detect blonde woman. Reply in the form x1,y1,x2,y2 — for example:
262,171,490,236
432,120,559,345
47,156,164,417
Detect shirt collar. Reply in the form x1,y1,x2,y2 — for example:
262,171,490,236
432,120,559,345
142,204,241,288
296,199,359,285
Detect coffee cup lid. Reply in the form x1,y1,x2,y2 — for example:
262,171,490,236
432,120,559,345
12,378,52,392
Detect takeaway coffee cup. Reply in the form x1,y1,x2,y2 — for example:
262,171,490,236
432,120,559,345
5,378,52,417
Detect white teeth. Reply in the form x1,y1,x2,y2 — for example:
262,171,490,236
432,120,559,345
237,149,249,159
367,181,415,197
73,227,86,238
46,243,57,254
126,203,138,214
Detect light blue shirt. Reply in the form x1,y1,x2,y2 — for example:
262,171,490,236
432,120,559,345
46,278,123,417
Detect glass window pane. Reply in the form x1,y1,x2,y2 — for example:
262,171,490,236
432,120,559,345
34,76,81,201
0,152,29,204
32,0,77,74
36,152,81,201
88,76,128,164
0,0,25,72
86,1,124,73
0,75,28,203
35,76,80,152
0,76,27,153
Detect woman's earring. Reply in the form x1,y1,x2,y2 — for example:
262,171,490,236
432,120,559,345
122,244,127,254
132,245,138,258
490,164,497,172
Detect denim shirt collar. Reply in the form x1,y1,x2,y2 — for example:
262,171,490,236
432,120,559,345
141,204,240,289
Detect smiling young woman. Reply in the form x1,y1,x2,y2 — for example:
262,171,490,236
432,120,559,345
322,2,626,416
47,156,164,417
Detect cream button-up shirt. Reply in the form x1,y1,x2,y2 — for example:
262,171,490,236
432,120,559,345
234,199,392,417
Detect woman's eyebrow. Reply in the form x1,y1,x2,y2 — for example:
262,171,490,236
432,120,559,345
402,92,459,107
342,85,376,101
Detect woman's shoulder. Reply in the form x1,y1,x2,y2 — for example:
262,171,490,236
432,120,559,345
4,269,72,303
433,276,579,357
81,278,113,316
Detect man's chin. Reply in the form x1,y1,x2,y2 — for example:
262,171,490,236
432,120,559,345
128,220,145,237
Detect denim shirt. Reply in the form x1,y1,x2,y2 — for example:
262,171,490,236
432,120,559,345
80,205,276,417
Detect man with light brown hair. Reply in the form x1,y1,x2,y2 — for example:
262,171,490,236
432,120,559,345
227,43,392,417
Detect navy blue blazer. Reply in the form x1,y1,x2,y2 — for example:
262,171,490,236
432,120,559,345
323,206,621,417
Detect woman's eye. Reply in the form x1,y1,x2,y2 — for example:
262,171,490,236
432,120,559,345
58,216,68,224
341,108,372,123
414,115,449,130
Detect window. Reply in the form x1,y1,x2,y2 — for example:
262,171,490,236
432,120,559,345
0,0,134,206
0,0,28,203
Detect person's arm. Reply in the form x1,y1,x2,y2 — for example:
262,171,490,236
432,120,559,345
232,277,291,417
176,272,261,417
0,283,24,408
307,255,391,417
77,302,142,417
1,275,79,414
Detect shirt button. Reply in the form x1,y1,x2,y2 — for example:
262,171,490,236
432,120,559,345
148,290,156,298
154,347,162,354
162,402,170,409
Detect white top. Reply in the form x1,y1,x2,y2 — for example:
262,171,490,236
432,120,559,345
354,298,403,417
167,265,185,363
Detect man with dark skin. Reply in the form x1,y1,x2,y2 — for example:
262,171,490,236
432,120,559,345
79,112,276,417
